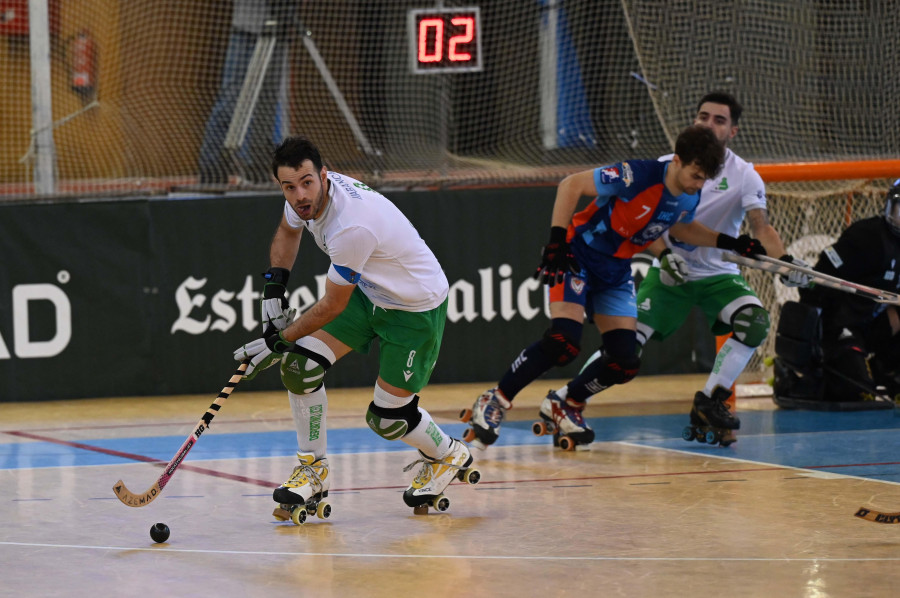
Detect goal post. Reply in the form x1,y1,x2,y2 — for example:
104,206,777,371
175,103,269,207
27,0,56,195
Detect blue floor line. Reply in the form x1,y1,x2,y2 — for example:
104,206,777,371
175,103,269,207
3,410,899,482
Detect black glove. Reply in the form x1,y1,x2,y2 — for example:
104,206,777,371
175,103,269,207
261,267,292,332
534,226,579,286
262,267,291,303
716,233,766,257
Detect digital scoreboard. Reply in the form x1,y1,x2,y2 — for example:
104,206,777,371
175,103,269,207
408,7,482,74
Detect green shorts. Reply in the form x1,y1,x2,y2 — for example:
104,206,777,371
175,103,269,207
322,287,447,393
637,269,760,340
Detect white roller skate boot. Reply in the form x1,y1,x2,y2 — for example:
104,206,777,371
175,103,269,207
459,387,512,449
402,438,481,514
533,390,595,451
272,452,331,525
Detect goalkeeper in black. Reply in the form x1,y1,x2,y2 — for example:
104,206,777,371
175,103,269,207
797,179,900,401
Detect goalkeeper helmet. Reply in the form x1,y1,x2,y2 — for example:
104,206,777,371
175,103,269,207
886,179,900,237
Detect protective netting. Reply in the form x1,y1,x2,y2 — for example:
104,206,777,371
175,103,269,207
621,0,900,162
3,0,896,198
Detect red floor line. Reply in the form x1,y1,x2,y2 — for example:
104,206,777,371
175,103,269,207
0,417,293,434
4,430,276,488
6,429,894,494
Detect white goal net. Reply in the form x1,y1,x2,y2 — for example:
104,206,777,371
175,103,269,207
3,0,896,196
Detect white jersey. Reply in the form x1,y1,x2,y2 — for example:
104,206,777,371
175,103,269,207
658,148,767,280
283,171,449,311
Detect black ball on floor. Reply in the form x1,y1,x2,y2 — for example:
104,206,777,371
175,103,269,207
150,522,170,543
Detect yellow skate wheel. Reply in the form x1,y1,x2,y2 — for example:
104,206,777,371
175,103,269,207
459,408,472,423
432,495,450,512
462,467,481,485
558,435,576,451
316,501,332,520
291,506,308,525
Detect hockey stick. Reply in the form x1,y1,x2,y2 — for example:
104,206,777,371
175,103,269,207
112,359,250,507
854,507,900,524
723,253,900,305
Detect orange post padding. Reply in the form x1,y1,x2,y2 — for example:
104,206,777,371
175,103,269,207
755,160,900,183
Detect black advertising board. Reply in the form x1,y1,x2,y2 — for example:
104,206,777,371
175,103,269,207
0,188,712,401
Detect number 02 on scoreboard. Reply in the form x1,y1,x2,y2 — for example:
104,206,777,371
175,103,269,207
408,7,482,74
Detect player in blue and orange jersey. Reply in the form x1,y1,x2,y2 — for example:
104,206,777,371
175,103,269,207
462,125,766,450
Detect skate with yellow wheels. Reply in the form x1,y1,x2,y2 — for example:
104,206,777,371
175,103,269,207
272,452,331,525
273,491,332,526
532,391,595,451
403,439,481,514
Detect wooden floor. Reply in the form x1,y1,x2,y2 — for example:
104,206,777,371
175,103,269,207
2,374,900,597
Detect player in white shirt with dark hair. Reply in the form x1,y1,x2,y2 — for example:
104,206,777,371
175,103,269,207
579,91,810,445
235,137,478,522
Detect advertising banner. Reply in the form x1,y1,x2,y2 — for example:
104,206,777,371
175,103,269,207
0,188,712,402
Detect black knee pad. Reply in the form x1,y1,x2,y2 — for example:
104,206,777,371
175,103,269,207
539,322,582,366
366,395,422,440
597,352,641,385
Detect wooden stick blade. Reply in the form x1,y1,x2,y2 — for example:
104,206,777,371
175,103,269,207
110,360,249,508
855,507,900,523
113,479,164,508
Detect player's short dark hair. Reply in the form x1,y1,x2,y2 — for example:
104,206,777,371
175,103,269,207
272,136,324,178
674,124,725,179
697,91,743,125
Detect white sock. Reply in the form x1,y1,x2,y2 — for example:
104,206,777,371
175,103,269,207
404,408,452,459
289,388,327,459
373,385,451,459
703,338,755,396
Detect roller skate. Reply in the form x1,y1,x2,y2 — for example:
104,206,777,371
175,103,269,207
682,386,739,447
272,452,332,525
459,387,511,449
532,390,595,451
403,438,481,514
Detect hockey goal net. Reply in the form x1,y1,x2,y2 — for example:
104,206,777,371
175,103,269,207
2,0,897,196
